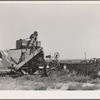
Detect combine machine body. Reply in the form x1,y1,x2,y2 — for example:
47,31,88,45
0,31,47,76
0,31,100,78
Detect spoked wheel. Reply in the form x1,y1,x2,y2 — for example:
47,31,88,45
46,60,60,76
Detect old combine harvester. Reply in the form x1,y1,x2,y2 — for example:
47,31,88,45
0,31,100,78
0,31,48,77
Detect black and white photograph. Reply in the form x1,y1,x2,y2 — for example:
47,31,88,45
1,1,100,93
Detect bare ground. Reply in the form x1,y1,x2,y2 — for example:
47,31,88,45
0,70,100,90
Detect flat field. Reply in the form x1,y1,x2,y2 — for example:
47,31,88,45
0,70,100,90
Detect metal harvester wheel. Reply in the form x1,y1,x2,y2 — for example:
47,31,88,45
46,60,60,76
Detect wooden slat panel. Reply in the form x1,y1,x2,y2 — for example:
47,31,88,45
15,47,43,70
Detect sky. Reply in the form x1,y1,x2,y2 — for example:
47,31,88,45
0,1,100,59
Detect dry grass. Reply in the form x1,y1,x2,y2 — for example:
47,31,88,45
0,70,99,90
